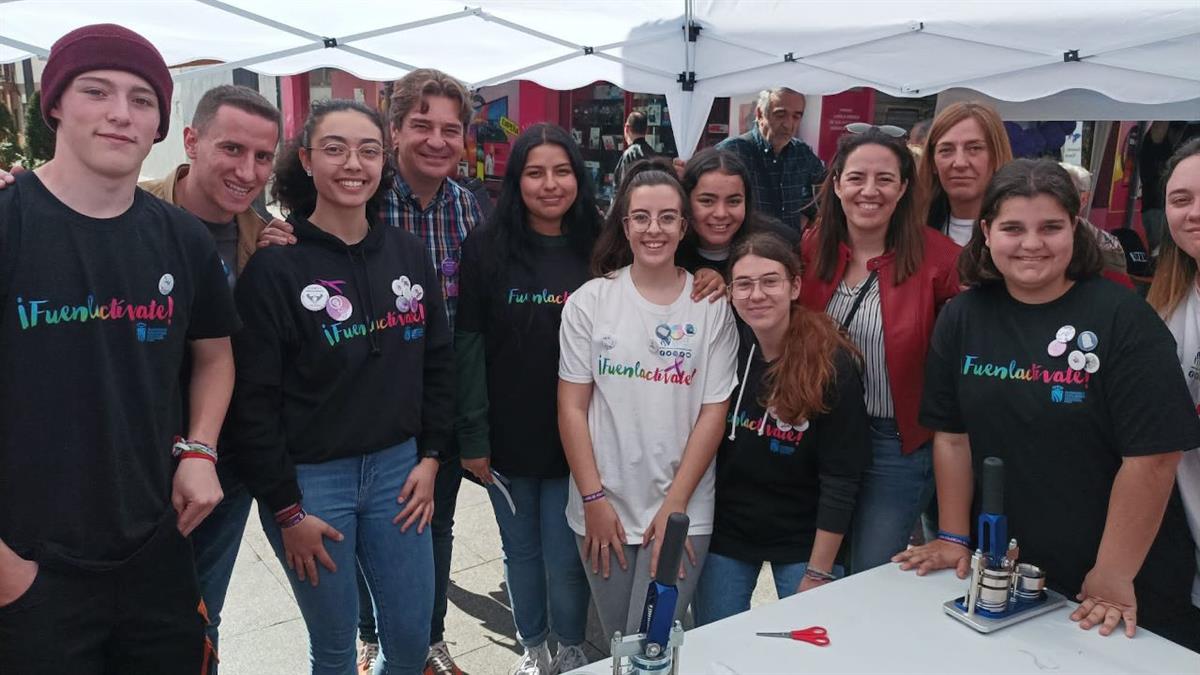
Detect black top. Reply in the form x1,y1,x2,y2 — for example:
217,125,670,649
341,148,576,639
230,213,453,512
921,278,1200,608
0,173,240,569
455,225,590,477
711,323,871,563
1140,123,1200,211
614,137,656,188
675,218,800,276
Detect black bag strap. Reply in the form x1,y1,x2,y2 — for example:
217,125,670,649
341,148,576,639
840,269,879,331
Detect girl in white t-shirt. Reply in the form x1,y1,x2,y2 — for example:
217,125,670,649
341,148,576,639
558,158,738,638
1147,138,1200,610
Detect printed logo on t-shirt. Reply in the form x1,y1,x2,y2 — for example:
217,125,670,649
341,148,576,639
597,355,696,386
13,274,176,343
729,409,809,454
507,288,570,305
298,277,427,348
653,322,697,359
961,354,1090,403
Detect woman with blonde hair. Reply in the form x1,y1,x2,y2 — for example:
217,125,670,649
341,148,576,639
918,102,1013,245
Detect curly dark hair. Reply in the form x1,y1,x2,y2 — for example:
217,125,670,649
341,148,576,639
271,99,395,220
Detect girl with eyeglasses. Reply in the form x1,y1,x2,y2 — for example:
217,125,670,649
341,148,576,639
691,232,871,626
800,127,962,574
229,100,452,674
454,124,599,675
1147,138,1200,618
558,158,738,638
900,159,1200,652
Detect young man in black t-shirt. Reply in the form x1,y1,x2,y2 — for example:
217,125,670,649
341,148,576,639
0,24,240,675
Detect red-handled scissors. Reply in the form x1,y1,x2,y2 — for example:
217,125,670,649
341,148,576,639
755,626,830,646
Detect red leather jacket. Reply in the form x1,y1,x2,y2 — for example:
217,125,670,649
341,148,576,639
799,228,962,454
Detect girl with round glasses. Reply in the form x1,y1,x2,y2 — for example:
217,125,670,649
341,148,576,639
558,158,738,638
800,128,962,574
692,232,870,625
230,100,451,674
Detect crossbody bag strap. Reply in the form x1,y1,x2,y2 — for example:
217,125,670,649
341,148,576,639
840,269,879,331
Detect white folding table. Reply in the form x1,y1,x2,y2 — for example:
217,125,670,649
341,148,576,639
570,563,1200,674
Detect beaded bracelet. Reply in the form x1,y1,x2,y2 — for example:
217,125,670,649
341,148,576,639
581,489,606,504
804,566,837,582
172,436,218,464
274,503,307,529
937,530,971,548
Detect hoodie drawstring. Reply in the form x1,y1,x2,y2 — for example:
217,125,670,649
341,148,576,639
727,343,756,441
346,247,383,356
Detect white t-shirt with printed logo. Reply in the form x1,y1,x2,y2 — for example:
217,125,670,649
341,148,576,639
558,266,739,542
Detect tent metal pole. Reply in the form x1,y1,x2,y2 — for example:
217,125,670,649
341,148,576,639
469,52,585,89
337,45,419,73
594,28,682,52
911,59,1200,96
700,33,779,59
333,10,481,43
172,43,326,82
476,10,583,51
0,35,47,58
700,58,901,93
197,0,324,40
593,53,678,79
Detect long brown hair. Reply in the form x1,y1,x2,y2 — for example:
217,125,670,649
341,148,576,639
918,102,1013,228
730,232,858,422
591,157,689,276
958,159,1102,286
813,129,924,285
1148,138,1200,317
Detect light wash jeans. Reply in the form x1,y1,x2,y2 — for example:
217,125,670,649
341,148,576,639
261,440,433,675
850,417,934,573
693,552,844,626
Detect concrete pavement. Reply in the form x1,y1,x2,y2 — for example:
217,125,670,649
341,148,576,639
217,479,776,674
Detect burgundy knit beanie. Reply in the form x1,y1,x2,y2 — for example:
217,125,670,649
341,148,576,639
40,23,173,142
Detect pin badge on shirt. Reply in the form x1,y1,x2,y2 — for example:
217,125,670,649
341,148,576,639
1056,325,1076,342
1084,352,1101,374
411,284,424,302
1067,350,1086,371
158,273,174,295
300,284,330,311
440,258,459,277
446,281,459,298
1047,340,1068,358
392,276,411,297
601,335,616,351
326,295,353,321
1078,331,1099,352
396,296,412,313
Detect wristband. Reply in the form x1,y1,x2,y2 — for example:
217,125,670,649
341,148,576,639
804,566,837,582
274,503,307,529
937,530,971,548
581,489,606,504
172,436,218,464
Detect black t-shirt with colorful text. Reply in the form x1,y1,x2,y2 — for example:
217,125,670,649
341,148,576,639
0,173,240,569
456,226,590,477
921,278,1200,610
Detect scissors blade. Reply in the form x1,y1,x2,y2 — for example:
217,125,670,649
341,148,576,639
755,632,794,638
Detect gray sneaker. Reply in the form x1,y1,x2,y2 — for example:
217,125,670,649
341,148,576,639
511,642,552,675
551,643,589,674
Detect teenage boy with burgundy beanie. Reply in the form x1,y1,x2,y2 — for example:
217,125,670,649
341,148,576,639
0,23,240,675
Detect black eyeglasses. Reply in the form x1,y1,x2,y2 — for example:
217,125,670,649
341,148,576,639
845,122,906,138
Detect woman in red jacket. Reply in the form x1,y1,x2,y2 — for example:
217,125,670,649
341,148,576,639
800,126,961,573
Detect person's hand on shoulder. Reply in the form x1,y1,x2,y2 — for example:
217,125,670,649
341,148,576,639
691,267,727,303
257,218,296,247
0,163,24,188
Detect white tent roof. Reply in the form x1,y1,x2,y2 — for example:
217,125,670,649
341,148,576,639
2,0,1197,155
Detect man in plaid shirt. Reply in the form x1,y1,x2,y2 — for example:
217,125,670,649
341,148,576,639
718,87,826,233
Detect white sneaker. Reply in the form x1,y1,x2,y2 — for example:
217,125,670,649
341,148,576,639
511,642,552,675
551,643,589,674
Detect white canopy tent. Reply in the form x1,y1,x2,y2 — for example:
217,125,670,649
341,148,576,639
1,0,1197,156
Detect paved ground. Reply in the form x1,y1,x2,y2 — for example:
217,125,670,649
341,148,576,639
218,479,776,675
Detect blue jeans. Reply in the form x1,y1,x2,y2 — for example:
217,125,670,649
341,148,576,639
692,553,843,626
487,475,589,648
261,440,433,675
850,417,934,573
191,473,252,653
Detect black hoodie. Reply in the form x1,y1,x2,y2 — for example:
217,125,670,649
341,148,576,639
229,213,453,512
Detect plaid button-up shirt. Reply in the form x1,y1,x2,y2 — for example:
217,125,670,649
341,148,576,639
379,173,483,332
717,126,826,233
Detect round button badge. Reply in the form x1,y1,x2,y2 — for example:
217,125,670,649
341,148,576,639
396,296,412,313
1077,331,1099,352
300,284,330,311
1056,325,1076,342
326,295,353,321
795,419,811,432
1047,340,1067,358
158,273,175,295
411,284,424,302
1067,350,1086,371
392,276,411,297
440,258,458,277
1084,352,1100,374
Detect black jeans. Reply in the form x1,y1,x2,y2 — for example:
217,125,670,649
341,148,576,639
0,518,206,675
358,453,463,647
